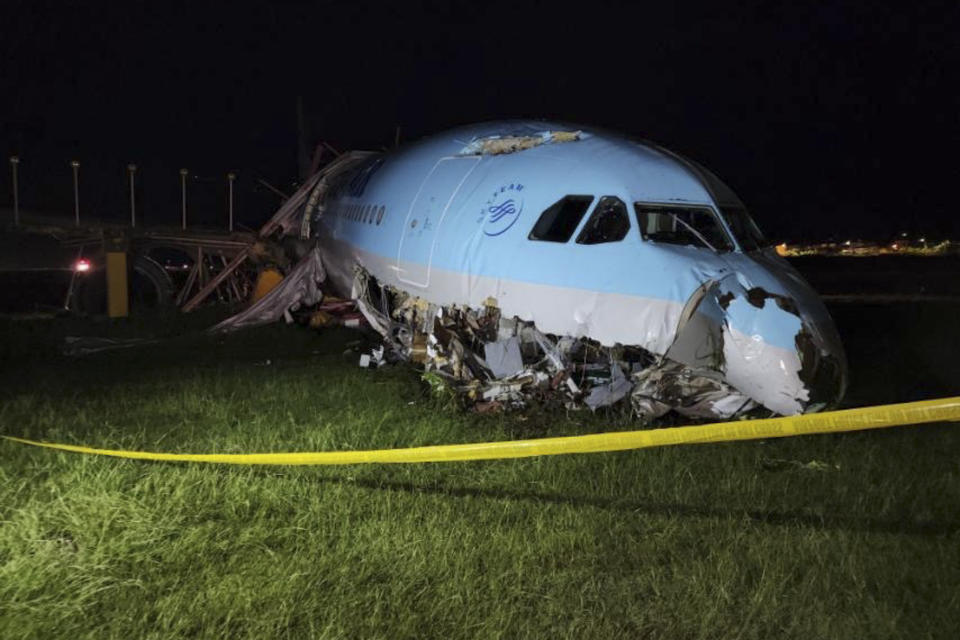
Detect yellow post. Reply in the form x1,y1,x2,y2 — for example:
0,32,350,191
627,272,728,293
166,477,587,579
106,251,129,318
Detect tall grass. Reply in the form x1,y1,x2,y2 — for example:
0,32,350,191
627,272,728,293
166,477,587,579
1,309,958,639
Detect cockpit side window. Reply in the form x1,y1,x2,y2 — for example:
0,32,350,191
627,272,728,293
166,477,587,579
634,203,734,252
529,195,594,243
720,206,767,251
576,196,630,244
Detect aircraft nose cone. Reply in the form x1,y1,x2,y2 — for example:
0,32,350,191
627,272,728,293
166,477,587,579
666,261,848,416
729,251,848,412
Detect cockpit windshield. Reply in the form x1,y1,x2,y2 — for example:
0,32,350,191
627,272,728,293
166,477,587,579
720,206,768,251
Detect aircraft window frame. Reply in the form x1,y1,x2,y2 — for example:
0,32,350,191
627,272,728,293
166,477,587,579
528,195,595,243
634,202,734,252
575,196,630,245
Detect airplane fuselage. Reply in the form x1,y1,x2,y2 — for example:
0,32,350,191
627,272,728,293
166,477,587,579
311,121,847,415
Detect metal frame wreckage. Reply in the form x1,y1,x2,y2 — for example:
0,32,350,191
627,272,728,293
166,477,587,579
212,121,848,420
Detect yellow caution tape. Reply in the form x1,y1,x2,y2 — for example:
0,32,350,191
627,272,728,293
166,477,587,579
4,396,960,466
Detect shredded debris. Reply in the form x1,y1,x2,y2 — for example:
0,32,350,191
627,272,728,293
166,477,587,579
210,247,327,333
350,268,768,418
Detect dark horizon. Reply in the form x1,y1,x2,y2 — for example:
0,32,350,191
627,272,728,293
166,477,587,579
1,1,957,241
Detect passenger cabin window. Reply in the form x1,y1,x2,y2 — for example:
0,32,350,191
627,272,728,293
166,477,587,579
576,196,630,244
529,195,594,243
634,203,733,252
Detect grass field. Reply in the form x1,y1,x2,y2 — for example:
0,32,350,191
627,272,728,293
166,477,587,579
1,303,958,639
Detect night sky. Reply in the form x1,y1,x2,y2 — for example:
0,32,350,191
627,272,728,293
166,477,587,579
1,0,957,240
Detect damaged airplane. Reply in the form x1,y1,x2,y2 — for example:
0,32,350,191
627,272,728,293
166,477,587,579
279,121,847,419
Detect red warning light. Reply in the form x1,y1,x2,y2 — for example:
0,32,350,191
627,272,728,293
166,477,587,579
75,258,91,273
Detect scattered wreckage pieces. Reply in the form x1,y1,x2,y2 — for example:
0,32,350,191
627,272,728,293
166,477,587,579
350,268,769,419
630,361,755,420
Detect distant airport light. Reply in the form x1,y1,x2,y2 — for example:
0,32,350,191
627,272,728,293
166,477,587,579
74,258,91,273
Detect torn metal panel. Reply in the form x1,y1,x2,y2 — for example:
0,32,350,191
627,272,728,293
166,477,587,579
630,361,755,420
584,362,632,410
210,247,326,333
484,336,524,379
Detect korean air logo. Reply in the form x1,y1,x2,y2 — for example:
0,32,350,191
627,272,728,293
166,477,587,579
480,183,525,237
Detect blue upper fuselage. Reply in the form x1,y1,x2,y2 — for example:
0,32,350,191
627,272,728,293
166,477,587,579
320,120,726,291
315,120,830,351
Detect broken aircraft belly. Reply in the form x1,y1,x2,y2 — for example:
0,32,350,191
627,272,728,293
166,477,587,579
317,228,844,419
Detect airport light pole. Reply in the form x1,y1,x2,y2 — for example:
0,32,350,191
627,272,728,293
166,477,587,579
127,164,137,227
70,160,80,227
180,168,188,230
9,156,19,226
227,172,235,232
